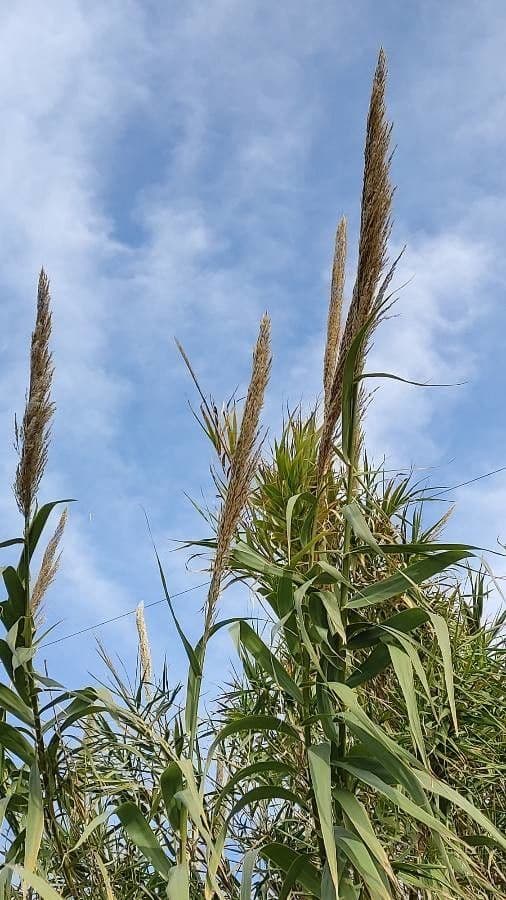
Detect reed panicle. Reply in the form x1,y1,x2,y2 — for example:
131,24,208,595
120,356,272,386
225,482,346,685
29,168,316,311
323,216,347,416
31,507,67,614
318,48,393,479
205,314,271,632
136,601,153,691
14,269,55,521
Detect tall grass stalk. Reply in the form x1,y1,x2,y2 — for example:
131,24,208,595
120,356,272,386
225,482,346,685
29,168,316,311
178,314,271,877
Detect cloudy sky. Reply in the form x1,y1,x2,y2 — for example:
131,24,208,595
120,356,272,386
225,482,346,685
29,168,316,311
1,0,505,693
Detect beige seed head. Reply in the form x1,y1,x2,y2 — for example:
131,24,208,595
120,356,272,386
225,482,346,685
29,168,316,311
136,601,153,691
318,49,393,479
205,314,271,630
31,507,67,615
323,216,347,418
14,269,55,520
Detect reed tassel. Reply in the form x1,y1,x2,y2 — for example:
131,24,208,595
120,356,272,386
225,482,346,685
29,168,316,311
318,49,393,481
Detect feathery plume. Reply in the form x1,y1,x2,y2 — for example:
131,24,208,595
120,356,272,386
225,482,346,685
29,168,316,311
136,601,153,691
318,49,393,478
31,507,67,614
14,269,55,520
323,217,347,416
205,314,271,631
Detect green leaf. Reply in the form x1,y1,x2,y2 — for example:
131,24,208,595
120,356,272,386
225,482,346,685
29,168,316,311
286,493,302,565
328,683,427,801
347,643,390,687
316,559,347,585
0,722,34,765
342,500,382,555
208,785,307,894
345,550,472,609
332,828,391,900
215,760,295,815
0,684,33,726
0,642,14,682
175,756,212,845
333,790,395,882
69,811,112,853
4,866,64,900
231,542,289,580
386,631,432,704
240,849,259,900
228,785,306,820
279,856,310,900
337,762,459,849
293,578,325,678
429,613,458,734
95,856,116,900
317,591,345,642
0,539,23,550
308,743,338,894
378,541,476,556
24,762,44,877
320,863,338,900
2,568,26,630
388,644,427,765
260,843,321,897
160,763,183,831
154,548,200,678
206,716,300,776
341,321,370,458
167,863,189,900
347,607,429,649
24,501,72,564
185,616,246,736
416,772,506,852
231,620,303,703
116,802,172,880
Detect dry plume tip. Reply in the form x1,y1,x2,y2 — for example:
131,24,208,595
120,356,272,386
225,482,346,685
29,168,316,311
323,216,347,416
318,49,393,479
136,601,154,692
205,314,271,626
14,269,55,520
31,506,67,615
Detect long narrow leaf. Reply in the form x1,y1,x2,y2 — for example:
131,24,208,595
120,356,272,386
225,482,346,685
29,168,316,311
308,743,338,894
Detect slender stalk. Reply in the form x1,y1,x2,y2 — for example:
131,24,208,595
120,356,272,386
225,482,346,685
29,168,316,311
336,379,361,771
179,316,271,878
24,518,78,898
302,657,326,866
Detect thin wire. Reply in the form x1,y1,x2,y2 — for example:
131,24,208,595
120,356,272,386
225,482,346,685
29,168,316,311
41,581,210,647
430,464,506,497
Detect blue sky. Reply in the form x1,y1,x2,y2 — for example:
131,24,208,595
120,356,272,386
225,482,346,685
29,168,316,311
1,1,505,694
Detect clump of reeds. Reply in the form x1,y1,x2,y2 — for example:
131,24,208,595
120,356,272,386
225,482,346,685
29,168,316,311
14,269,55,522
318,48,393,479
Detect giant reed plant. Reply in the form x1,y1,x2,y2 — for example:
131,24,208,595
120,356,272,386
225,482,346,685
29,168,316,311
0,50,504,900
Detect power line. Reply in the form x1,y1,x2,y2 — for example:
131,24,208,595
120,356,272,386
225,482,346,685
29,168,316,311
41,581,210,648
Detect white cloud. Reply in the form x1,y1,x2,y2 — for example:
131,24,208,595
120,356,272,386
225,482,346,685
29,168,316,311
364,231,492,464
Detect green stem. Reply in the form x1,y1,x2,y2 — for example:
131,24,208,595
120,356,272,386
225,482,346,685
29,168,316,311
23,518,77,898
302,653,326,867
179,579,216,871
337,380,360,761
